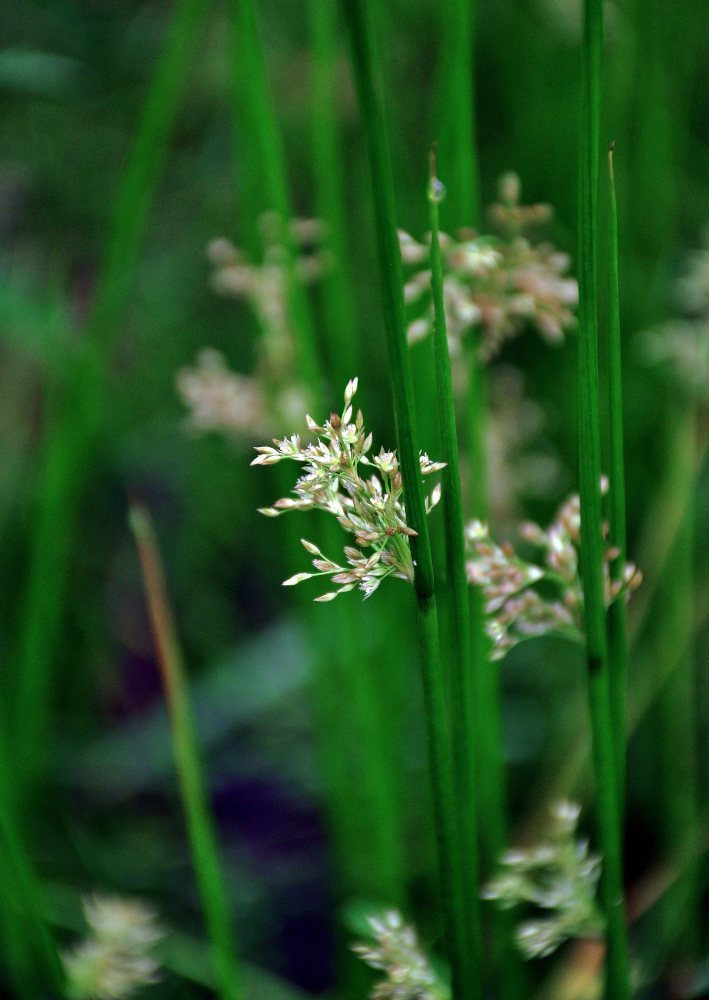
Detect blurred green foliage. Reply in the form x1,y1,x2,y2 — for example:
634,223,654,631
1,0,709,996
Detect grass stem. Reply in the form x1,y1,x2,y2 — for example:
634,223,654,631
578,2,631,996
13,0,212,798
129,502,244,1000
428,146,483,989
342,2,480,995
604,143,628,815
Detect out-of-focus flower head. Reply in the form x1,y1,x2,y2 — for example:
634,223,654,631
398,173,578,364
466,481,642,660
482,801,604,959
177,213,324,441
638,227,709,403
62,895,165,1000
352,909,444,1000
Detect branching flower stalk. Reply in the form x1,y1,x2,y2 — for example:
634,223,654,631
466,485,641,661
353,910,446,1000
253,378,445,600
483,802,604,960
62,896,165,1000
399,174,578,366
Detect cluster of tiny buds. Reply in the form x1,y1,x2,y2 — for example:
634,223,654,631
398,172,578,364
61,895,165,1000
637,226,709,402
176,348,309,441
466,481,642,659
482,801,604,960
252,379,444,601
352,910,442,1000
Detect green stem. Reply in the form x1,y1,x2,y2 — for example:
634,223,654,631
227,0,321,397
308,0,360,385
341,2,479,996
13,0,212,798
428,149,483,989
129,503,244,1000
436,0,479,229
578,2,631,997
604,143,628,814
0,729,64,999
655,402,701,965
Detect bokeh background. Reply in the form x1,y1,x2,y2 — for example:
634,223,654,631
2,0,709,996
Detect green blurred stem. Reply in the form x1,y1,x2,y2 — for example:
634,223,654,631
655,401,701,963
13,0,211,798
0,730,64,999
342,2,480,996
578,1,630,997
604,143,628,814
129,503,244,1000
437,0,479,229
428,149,483,989
227,0,321,396
309,0,360,384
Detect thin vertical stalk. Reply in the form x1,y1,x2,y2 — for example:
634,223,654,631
655,402,701,965
0,730,64,999
129,503,243,1000
230,0,407,911
578,3,631,998
342,3,480,997
228,0,321,396
604,143,628,811
13,0,212,797
428,147,483,989
437,0,479,230
308,0,360,384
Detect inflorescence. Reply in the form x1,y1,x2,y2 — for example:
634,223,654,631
482,801,604,959
352,910,443,1000
466,482,641,660
61,895,165,1000
177,213,323,439
252,378,445,601
399,173,578,363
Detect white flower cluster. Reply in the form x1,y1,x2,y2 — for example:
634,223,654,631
466,485,642,660
62,895,165,1000
177,213,324,441
638,227,709,402
252,379,445,601
399,173,578,363
352,910,443,1000
482,801,603,959
207,213,324,375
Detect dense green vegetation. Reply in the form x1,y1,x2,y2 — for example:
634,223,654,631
1,1,708,998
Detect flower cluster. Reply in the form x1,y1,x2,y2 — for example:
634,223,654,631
466,484,642,659
252,379,444,601
177,213,324,439
485,366,562,529
352,910,443,1000
637,227,709,402
176,348,309,440
399,173,578,363
482,801,603,959
61,895,165,1000
207,213,324,377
